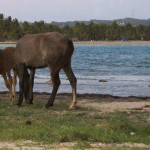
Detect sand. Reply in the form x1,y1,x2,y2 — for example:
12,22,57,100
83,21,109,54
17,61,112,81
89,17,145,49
1,40,150,46
73,40,150,45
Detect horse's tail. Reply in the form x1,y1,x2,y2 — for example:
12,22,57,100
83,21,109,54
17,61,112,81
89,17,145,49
68,39,74,57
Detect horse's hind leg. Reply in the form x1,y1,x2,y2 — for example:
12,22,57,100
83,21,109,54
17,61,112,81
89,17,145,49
63,62,77,110
7,72,13,100
45,68,60,108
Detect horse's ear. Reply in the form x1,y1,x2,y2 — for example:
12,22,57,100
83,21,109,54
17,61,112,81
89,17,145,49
19,33,26,39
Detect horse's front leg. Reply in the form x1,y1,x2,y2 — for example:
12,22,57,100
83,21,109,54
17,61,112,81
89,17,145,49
24,68,35,104
23,69,30,103
28,68,35,104
16,64,26,106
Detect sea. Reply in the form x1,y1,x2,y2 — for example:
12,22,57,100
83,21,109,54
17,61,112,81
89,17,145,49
1,44,150,97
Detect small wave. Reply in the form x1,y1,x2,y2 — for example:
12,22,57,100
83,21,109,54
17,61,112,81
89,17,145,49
74,75,150,81
34,74,150,82
110,75,150,81
35,74,50,79
2,73,150,82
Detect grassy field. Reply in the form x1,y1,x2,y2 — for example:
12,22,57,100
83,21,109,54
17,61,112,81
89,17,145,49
0,97,150,149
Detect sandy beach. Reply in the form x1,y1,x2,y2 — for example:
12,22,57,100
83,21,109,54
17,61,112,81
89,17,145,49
1,40,150,46
73,40,150,45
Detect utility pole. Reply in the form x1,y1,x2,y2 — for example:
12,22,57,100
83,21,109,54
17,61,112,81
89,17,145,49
132,9,134,18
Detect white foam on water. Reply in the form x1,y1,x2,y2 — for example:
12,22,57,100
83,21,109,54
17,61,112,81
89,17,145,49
34,74,150,82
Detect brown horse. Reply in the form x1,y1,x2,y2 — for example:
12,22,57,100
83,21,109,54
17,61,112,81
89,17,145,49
0,47,17,100
15,32,77,109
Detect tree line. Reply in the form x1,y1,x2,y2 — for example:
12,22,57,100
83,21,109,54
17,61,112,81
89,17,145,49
1,13,150,41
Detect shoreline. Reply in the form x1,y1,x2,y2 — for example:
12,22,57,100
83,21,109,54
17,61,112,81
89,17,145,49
1,91,150,100
1,41,150,46
73,40,150,45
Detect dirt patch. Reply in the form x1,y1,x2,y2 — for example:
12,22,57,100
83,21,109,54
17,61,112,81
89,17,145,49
0,141,150,150
78,99,150,113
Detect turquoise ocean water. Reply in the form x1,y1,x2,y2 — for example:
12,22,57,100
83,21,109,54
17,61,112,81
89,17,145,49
1,44,150,97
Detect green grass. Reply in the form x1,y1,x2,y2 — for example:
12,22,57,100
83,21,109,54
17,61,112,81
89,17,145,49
0,99,150,148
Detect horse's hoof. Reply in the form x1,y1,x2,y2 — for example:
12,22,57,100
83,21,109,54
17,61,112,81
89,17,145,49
69,107,73,111
45,103,53,109
27,101,33,105
69,105,74,110
17,103,21,106
69,105,77,111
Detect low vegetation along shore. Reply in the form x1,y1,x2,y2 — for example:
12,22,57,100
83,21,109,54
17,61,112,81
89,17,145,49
1,13,150,42
0,92,150,149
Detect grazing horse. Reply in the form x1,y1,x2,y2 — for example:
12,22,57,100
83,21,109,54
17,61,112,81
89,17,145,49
0,47,17,100
15,32,77,109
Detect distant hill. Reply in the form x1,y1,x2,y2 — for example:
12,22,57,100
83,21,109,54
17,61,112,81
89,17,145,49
51,18,150,27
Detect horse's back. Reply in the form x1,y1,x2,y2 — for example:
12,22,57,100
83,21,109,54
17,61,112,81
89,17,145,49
15,32,74,68
40,32,74,65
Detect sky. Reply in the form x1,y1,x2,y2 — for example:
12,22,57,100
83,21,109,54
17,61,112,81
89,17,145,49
0,0,150,23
